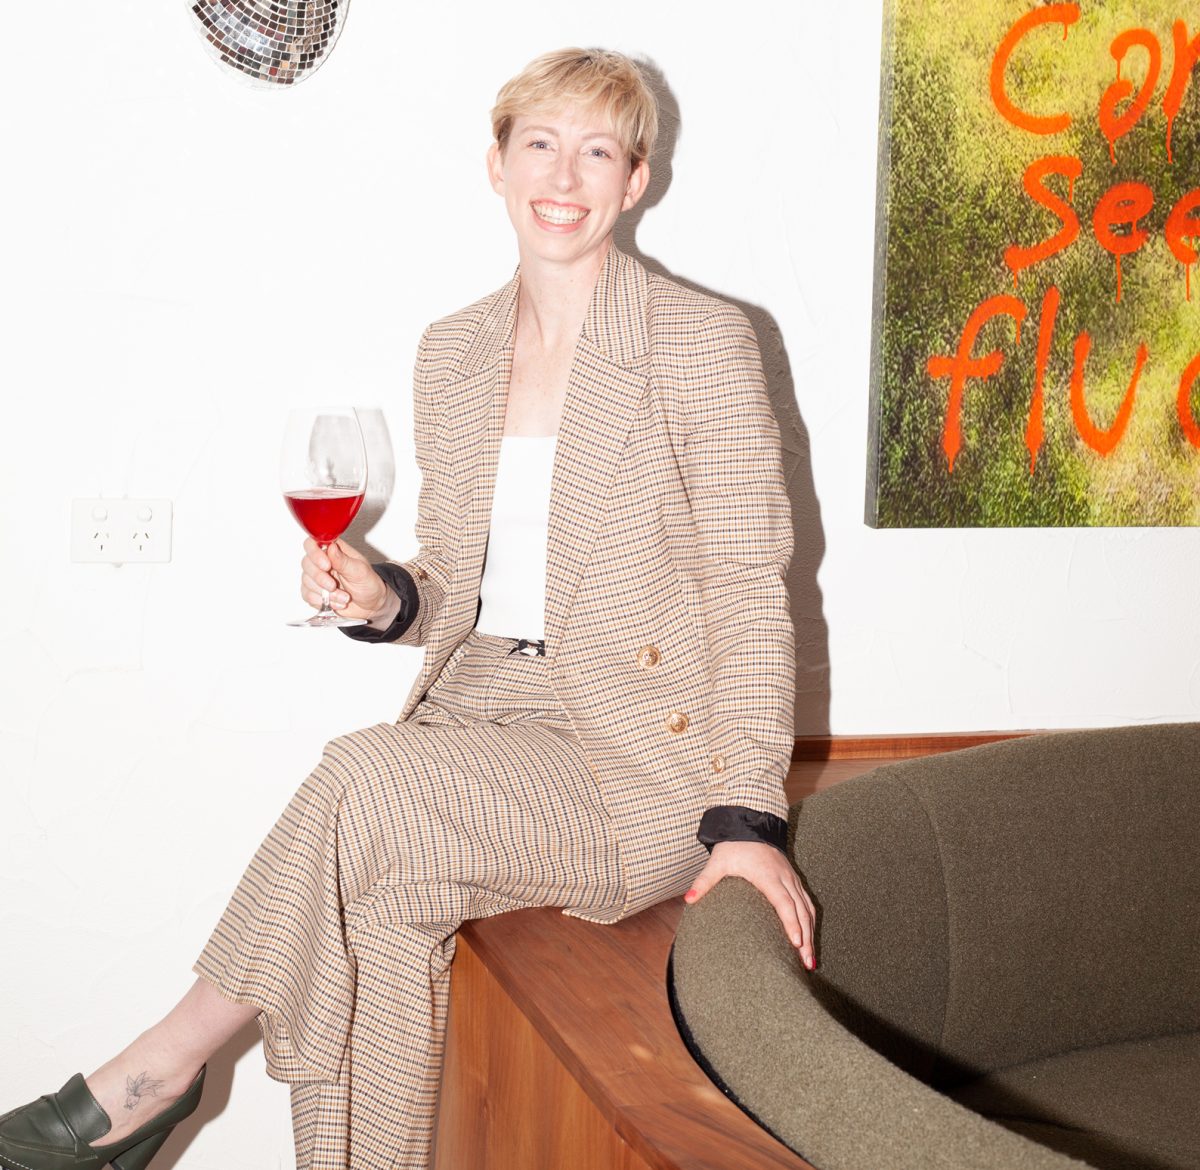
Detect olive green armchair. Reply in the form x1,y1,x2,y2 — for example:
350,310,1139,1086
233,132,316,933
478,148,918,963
671,724,1200,1170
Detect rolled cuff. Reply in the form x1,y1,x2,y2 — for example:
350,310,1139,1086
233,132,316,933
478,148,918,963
696,805,789,854
339,563,420,644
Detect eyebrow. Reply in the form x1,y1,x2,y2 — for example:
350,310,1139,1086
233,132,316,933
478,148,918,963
521,125,620,142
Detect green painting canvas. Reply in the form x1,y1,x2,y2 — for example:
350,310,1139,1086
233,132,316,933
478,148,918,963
866,1,1200,526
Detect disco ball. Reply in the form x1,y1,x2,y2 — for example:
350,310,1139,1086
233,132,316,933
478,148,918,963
189,0,349,87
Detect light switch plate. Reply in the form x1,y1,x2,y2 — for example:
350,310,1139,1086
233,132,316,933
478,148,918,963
71,498,173,564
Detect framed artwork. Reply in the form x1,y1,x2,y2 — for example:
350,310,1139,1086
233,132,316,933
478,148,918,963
866,1,1199,526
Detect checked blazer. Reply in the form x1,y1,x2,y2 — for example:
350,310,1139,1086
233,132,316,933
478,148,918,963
381,246,796,922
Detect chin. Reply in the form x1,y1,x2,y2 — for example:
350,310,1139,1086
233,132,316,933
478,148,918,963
525,230,610,262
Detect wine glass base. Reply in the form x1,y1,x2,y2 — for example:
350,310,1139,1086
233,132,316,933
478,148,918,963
287,613,369,629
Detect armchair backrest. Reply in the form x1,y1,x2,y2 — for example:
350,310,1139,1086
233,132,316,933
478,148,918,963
794,723,1200,1086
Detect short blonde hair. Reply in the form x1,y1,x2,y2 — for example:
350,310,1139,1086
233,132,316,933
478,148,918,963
491,48,659,167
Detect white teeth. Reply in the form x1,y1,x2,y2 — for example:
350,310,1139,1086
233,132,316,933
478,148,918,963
533,203,586,224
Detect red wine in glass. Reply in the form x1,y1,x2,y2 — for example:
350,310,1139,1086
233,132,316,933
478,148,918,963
281,408,369,628
284,489,365,546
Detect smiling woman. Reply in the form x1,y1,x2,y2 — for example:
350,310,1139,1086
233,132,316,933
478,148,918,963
0,46,809,1170
486,50,655,277
487,107,650,265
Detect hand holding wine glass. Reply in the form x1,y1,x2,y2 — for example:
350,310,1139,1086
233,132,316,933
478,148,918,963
300,537,399,628
281,407,369,628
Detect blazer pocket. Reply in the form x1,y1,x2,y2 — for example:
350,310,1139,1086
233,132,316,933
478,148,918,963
423,638,471,702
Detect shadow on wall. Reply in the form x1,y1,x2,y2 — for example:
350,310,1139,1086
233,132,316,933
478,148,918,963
154,1021,260,1170
616,60,831,734
346,407,396,563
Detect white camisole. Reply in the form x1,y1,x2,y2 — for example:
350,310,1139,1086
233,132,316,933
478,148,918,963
475,434,557,639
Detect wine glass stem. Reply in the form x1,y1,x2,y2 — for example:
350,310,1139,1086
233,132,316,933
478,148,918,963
318,542,336,617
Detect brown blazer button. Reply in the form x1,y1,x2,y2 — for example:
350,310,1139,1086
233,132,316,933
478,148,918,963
636,645,662,669
666,711,689,734
412,565,428,582
711,753,727,773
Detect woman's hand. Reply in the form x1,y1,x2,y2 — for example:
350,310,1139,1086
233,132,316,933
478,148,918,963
684,841,817,971
300,538,397,627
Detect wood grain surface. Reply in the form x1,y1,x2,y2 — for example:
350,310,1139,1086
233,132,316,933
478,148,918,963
792,732,1032,761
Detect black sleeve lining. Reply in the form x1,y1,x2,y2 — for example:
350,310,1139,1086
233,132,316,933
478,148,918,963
338,563,420,644
696,805,789,854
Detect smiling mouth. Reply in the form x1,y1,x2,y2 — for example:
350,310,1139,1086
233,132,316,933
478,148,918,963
532,202,588,225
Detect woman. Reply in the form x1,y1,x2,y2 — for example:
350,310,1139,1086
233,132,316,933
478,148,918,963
0,48,814,1170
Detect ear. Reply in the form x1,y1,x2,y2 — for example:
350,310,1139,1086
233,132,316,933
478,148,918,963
486,141,505,196
622,159,650,212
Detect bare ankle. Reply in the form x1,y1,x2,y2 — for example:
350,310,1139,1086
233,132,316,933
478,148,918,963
119,1070,172,1113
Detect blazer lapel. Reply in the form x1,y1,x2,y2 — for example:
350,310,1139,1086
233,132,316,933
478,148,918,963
545,247,650,656
460,351,511,594
439,275,519,634
432,248,649,659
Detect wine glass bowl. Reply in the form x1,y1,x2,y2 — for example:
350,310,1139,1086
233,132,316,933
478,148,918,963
281,407,368,628
284,489,365,546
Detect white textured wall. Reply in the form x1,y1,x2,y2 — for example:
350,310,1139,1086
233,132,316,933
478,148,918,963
1,1,1196,1165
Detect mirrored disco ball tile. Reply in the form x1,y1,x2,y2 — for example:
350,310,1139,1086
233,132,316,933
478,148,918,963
189,0,349,87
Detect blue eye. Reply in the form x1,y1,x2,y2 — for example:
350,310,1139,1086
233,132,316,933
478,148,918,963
529,139,551,150
589,147,612,159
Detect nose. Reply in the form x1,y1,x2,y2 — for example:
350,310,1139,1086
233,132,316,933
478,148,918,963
552,150,580,192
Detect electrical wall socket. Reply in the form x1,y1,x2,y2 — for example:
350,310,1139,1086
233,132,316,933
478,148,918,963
70,498,173,565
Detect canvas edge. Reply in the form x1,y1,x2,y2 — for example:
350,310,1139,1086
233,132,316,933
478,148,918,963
863,0,899,529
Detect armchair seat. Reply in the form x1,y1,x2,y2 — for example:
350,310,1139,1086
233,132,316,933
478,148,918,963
950,1031,1200,1170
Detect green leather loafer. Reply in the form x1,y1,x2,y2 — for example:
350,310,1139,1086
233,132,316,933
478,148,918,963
0,1065,204,1170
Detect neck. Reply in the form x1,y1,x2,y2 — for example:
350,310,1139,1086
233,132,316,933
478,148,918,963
514,239,612,350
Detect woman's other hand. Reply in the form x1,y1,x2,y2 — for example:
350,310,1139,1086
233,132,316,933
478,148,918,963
684,841,817,971
300,538,398,627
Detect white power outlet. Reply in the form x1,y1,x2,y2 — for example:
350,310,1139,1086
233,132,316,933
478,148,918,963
70,498,173,565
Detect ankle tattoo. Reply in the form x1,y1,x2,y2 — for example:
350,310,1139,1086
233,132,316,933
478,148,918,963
124,1072,167,1111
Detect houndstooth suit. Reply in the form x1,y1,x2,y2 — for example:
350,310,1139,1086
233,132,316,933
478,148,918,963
194,246,796,1168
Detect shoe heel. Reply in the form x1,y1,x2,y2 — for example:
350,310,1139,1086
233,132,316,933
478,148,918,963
109,1126,174,1170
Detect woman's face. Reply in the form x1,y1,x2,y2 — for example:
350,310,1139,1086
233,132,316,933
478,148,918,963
487,105,649,269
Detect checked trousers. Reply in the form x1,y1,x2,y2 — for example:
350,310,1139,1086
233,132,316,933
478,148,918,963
193,630,627,1169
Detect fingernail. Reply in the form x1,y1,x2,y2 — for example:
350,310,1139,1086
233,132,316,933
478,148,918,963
804,955,815,971
791,934,802,947
684,890,696,902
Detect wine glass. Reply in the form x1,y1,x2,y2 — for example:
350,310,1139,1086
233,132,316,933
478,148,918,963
281,407,368,628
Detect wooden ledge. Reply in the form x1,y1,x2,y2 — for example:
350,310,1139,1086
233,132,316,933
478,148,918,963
435,898,813,1170
792,731,1031,760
